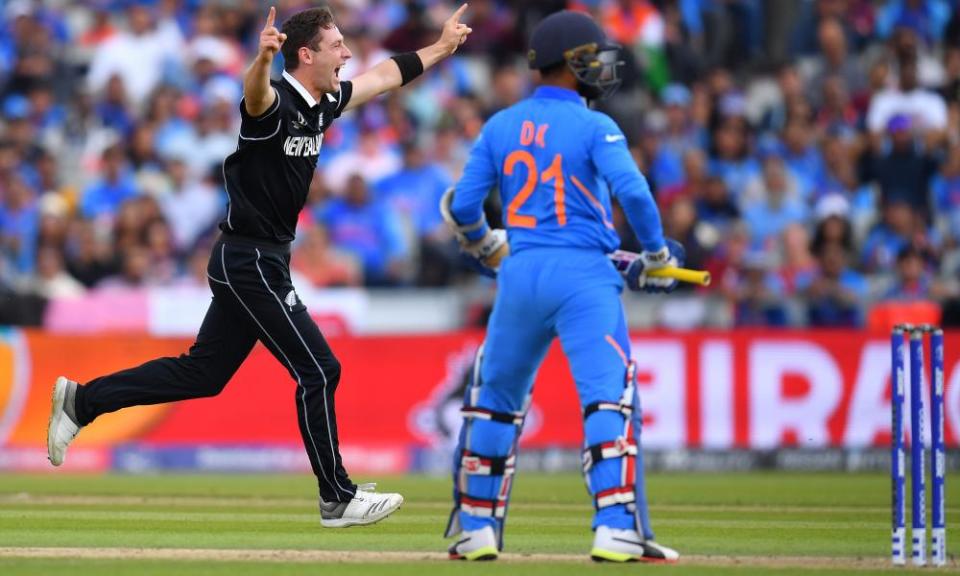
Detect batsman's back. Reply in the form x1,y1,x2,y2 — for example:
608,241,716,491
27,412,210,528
477,87,626,255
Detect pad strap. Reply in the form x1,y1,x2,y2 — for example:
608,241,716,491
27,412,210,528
583,363,636,418
460,494,508,519
583,400,633,418
581,436,637,472
595,485,637,510
462,406,524,426
461,451,517,476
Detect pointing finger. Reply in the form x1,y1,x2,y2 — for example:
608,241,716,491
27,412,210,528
450,3,468,24
265,6,276,29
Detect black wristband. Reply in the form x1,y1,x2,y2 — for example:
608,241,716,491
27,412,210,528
391,52,424,86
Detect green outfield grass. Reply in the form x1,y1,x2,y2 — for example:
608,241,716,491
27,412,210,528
0,472,956,574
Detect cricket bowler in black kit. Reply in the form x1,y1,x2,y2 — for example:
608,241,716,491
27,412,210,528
47,4,472,528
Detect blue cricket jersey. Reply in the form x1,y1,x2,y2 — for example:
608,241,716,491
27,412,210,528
450,85,665,254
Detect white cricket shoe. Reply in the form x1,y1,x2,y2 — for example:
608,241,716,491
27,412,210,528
319,483,403,528
448,525,499,561
591,525,680,563
47,377,81,467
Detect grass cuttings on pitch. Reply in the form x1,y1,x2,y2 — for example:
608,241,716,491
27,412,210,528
0,472,955,574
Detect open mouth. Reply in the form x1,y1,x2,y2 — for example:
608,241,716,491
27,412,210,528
334,66,342,78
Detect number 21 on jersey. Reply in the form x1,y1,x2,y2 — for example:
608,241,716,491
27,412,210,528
504,121,565,228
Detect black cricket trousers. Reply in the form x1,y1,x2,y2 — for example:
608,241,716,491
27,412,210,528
74,236,357,502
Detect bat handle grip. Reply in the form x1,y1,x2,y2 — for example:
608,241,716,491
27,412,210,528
646,267,712,287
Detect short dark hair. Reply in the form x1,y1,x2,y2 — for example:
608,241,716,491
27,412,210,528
281,7,335,72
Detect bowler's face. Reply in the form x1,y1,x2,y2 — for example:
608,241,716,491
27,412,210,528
312,26,352,94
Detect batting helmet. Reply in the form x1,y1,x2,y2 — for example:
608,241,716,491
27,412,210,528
527,10,623,100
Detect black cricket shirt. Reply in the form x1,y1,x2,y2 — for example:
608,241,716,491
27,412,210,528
219,70,352,244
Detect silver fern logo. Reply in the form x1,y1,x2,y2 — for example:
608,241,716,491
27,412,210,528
292,111,307,130
284,290,298,310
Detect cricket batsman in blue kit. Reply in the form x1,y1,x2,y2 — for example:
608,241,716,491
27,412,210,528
440,10,684,564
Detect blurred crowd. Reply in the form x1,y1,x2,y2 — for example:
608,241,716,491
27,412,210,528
2,0,960,328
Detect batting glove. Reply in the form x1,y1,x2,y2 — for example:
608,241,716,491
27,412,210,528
625,238,686,293
463,228,509,276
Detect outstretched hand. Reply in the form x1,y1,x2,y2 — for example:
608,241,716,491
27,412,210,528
438,4,473,55
259,7,287,60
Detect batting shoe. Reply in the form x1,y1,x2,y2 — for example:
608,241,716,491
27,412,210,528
47,376,81,467
319,483,403,528
590,526,680,563
448,525,499,561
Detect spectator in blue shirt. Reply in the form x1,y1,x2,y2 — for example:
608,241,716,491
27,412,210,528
884,243,950,301
26,81,67,135
376,140,457,286
780,115,825,201
3,95,43,170
0,174,40,276
315,173,409,287
148,85,199,161
650,84,705,189
377,140,452,239
741,156,808,250
709,117,759,201
80,143,139,220
876,0,952,44
94,75,136,136
862,199,920,273
932,143,960,243
696,175,740,232
814,131,874,218
797,242,867,327
730,250,789,327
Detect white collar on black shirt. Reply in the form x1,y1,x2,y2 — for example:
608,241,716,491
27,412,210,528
283,70,318,107
282,70,338,108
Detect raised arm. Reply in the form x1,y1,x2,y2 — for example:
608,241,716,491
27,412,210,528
345,4,472,112
243,6,286,117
